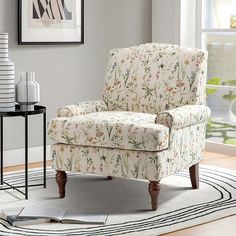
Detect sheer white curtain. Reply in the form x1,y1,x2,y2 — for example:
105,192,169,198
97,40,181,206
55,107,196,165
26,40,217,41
205,0,236,28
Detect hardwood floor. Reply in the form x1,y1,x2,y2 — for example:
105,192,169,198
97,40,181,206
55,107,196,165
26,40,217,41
3,160,52,172
3,152,236,236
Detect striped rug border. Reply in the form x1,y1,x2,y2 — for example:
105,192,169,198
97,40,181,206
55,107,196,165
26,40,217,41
0,166,235,236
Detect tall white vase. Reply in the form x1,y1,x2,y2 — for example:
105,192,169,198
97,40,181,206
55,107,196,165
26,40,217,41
0,33,15,111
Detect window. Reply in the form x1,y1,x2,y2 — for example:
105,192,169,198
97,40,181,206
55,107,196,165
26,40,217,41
198,0,236,146
203,0,236,29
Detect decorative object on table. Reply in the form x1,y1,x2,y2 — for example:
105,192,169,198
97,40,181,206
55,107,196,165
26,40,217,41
0,33,15,112
230,14,236,28
16,72,40,111
0,165,236,235
18,0,84,45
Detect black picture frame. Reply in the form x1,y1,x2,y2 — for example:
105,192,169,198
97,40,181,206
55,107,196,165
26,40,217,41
18,0,84,45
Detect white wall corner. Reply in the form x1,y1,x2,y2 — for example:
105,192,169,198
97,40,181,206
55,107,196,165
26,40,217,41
174,0,181,45
152,0,178,44
180,0,197,48
152,0,197,47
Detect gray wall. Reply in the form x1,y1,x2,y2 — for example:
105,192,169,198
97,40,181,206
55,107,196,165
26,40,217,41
152,0,180,44
0,0,151,150
152,0,196,48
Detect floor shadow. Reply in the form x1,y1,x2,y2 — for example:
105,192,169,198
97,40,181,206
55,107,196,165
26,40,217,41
1,174,196,215
40,175,192,215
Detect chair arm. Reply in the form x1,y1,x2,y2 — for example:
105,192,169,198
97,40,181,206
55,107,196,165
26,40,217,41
155,105,211,129
57,100,108,117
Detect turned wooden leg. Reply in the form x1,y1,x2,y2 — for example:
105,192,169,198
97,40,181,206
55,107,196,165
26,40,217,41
148,181,161,210
56,171,67,198
189,163,199,189
107,176,112,180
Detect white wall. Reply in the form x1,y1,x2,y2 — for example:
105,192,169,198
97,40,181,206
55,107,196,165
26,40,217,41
0,0,151,151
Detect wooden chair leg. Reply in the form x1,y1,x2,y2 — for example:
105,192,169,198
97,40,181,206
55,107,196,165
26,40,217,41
107,176,112,180
189,163,199,189
148,181,161,210
56,171,67,198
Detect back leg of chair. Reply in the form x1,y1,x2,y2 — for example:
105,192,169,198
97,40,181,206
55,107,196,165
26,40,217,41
148,181,161,210
189,163,199,189
56,171,67,198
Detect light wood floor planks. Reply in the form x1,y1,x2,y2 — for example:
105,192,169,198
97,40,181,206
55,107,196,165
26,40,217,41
3,160,52,173
3,152,236,236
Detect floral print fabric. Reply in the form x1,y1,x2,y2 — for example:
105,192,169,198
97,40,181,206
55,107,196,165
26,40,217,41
57,100,108,117
103,43,208,114
51,122,206,181
156,105,211,129
48,111,169,152
49,43,210,181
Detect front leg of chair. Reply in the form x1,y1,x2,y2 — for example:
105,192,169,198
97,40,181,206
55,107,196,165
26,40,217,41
56,171,67,198
189,163,199,189
148,181,161,210
107,176,112,180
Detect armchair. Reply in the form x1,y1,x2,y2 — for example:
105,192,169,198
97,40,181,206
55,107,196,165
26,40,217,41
48,43,210,210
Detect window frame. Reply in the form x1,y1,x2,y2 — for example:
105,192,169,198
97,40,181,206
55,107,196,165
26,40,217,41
196,0,236,153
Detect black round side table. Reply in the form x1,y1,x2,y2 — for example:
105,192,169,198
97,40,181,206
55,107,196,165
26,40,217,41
0,105,46,199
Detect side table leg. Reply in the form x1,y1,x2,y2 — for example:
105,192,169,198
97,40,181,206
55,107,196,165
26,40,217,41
0,116,3,185
25,114,28,199
43,112,46,188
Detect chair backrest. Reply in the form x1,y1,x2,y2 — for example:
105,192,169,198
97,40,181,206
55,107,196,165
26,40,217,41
103,43,208,114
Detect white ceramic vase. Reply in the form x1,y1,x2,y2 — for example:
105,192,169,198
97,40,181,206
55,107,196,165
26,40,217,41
0,33,15,112
16,72,40,111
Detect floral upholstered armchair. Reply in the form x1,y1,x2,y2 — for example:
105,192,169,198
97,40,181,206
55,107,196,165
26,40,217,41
48,43,210,210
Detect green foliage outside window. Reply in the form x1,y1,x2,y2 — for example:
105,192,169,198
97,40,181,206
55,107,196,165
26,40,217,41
206,78,236,146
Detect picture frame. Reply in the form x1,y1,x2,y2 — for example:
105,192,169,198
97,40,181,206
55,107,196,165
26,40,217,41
18,0,84,45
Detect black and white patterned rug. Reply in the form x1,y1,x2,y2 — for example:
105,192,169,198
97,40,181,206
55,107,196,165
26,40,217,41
0,165,235,236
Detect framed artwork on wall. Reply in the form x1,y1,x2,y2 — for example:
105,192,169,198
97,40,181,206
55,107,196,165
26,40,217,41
18,0,84,45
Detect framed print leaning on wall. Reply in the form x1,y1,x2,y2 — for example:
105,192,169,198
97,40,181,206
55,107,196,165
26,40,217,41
18,0,84,45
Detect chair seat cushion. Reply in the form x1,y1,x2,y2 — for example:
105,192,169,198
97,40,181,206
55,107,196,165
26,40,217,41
48,111,169,151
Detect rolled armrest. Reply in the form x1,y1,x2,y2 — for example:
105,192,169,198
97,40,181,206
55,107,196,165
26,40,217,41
155,105,211,129
57,100,108,117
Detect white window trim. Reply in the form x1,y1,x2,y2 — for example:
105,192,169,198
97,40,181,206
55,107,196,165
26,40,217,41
196,0,202,48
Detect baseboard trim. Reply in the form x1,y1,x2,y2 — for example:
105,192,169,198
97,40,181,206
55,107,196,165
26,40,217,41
3,145,51,167
205,141,236,156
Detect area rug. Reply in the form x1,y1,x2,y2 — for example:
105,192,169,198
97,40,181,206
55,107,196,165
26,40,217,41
0,165,236,236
